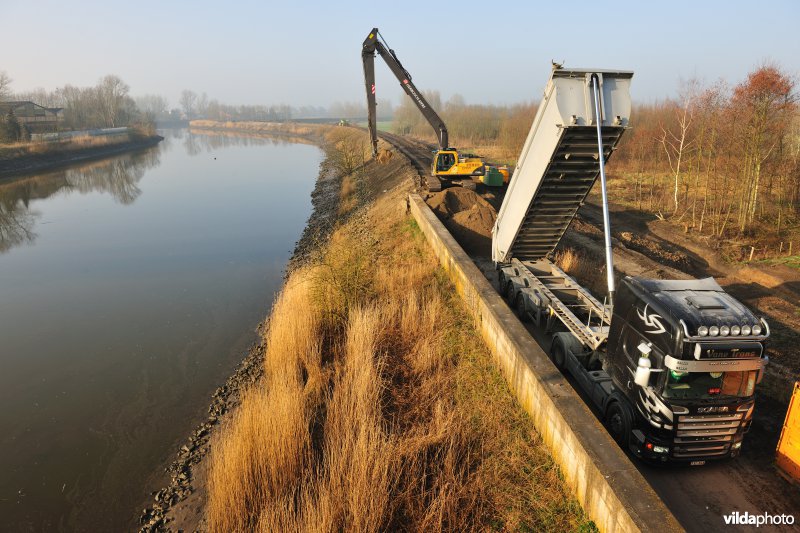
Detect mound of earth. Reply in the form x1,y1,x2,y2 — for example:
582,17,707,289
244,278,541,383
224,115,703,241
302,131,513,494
618,231,692,270
376,148,394,164
426,187,497,256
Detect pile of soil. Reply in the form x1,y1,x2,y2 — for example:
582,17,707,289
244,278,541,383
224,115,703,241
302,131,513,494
618,231,692,270
426,187,497,256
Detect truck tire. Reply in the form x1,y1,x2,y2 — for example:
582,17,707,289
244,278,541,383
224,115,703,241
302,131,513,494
505,282,516,303
497,271,506,292
605,401,631,447
549,337,567,370
515,293,528,322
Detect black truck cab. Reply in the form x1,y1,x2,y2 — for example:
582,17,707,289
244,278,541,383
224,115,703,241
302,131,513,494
603,277,769,462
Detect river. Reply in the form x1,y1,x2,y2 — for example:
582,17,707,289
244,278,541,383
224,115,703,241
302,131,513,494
0,129,321,531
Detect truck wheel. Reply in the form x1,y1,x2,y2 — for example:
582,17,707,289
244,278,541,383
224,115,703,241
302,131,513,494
605,402,631,447
497,271,506,292
505,282,515,303
549,338,567,370
515,293,528,322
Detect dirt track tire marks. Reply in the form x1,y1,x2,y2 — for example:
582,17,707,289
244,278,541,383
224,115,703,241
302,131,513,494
378,132,436,190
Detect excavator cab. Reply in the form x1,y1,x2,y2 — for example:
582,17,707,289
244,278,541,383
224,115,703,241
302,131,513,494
432,149,485,179
434,151,457,172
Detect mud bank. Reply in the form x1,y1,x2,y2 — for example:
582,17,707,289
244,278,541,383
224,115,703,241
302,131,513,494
0,135,163,179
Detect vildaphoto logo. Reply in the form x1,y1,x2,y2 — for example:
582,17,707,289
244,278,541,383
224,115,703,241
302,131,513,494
723,511,795,527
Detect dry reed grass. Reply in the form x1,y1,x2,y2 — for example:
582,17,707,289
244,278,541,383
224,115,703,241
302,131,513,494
0,133,130,159
189,120,328,138
338,174,358,215
207,163,591,532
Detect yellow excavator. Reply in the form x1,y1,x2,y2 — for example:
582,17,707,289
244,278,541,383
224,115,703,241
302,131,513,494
362,28,506,190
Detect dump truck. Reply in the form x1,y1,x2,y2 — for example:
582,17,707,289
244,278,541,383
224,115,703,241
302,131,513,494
362,28,504,191
494,66,769,463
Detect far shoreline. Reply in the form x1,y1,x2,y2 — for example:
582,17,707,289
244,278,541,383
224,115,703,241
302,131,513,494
0,134,164,181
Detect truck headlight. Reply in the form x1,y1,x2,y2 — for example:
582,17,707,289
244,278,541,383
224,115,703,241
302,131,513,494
752,324,762,335
698,326,709,336
720,326,730,336
732,442,742,450
709,326,719,336
731,325,741,335
653,445,669,454
741,325,751,335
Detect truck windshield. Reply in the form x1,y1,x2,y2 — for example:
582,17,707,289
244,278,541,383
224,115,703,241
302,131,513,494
663,370,757,400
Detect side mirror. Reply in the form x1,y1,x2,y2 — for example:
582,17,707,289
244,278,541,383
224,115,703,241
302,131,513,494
634,342,653,388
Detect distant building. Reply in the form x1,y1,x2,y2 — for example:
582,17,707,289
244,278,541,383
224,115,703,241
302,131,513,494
0,101,64,132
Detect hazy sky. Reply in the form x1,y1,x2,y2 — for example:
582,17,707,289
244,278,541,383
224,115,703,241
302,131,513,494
2,0,798,108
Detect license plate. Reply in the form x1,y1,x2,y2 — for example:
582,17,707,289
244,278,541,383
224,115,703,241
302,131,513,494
690,460,706,466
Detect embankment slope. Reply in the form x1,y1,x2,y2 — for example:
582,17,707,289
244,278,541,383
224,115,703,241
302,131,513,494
141,124,593,532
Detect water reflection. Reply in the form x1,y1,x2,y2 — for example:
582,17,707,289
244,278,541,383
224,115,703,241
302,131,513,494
0,199,36,253
0,146,161,253
188,127,315,152
156,127,317,157
0,131,320,531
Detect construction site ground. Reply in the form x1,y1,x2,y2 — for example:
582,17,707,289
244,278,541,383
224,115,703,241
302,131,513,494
380,131,800,532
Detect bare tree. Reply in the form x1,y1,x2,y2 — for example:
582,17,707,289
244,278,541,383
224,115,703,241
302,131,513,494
0,71,12,101
326,130,368,176
135,94,169,120
196,92,208,118
180,90,197,119
97,75,130,127
658,81,698,215
13,87,63,108
731,64,796,231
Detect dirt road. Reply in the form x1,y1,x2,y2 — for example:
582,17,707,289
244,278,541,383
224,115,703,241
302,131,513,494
381,132,800,532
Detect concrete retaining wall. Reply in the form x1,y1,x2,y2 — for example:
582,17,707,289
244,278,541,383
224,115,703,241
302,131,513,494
408,193,680,533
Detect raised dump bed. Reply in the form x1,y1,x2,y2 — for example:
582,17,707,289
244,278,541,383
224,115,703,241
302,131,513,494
492,68,632,263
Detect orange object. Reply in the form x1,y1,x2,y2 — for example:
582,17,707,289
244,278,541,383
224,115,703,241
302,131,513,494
497,166,510,184
776,381,800,483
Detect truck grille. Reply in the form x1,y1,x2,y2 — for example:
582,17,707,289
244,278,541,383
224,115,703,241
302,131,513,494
673,413,744,458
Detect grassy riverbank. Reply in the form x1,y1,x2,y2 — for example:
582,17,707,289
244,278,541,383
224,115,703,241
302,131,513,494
203,131,592,531
0,130,163,179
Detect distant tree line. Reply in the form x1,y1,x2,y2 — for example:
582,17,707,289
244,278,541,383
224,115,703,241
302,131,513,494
177,89,294,122
392,90,537,159
392,64,799,242
613,64,798,238
174,90,389,123
0,69,391,142
0,71,154,142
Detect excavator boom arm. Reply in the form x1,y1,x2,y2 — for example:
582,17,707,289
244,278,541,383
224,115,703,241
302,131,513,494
362,28,448,156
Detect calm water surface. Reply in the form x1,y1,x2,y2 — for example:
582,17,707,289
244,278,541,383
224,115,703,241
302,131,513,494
0,130,321,531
